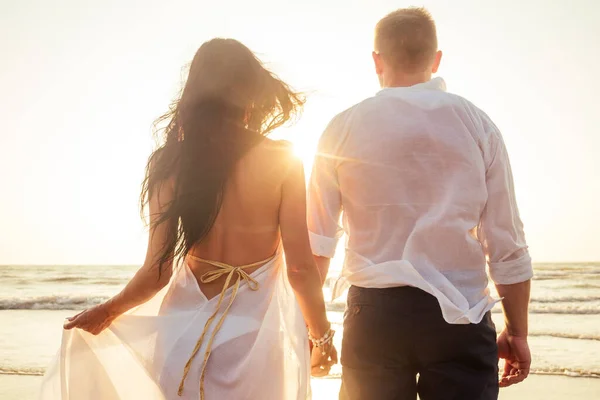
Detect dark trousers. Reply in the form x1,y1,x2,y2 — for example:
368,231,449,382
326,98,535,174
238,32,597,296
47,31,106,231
339,286,499,400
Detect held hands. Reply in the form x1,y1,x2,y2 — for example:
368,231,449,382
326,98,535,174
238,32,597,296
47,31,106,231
63,302,117,335
309,326,338,377
310,341,338,377
497,328,531,387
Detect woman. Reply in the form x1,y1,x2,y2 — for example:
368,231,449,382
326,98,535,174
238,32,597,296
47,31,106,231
40,38,336,400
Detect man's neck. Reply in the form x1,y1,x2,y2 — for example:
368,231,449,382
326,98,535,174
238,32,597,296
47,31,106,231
382,71,432,88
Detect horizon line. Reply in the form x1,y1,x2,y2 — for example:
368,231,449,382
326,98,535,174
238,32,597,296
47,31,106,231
1,260,599,267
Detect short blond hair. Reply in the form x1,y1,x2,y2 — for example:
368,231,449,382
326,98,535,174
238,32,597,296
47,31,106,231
375,7,438,73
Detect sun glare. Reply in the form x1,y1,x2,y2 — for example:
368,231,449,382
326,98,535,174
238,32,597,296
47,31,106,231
291,140,316,168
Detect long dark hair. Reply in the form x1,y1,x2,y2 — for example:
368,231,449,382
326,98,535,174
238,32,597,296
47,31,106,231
141,38,303,275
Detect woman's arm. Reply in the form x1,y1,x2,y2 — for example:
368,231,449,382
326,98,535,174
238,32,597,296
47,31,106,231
64,179,176,334
104,178,176,315
280,157,329,336
279,155,337,374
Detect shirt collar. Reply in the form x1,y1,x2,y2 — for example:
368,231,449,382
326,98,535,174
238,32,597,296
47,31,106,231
377,77,447,96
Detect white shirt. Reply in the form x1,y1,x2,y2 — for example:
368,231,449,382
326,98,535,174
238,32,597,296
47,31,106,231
307,77,533,324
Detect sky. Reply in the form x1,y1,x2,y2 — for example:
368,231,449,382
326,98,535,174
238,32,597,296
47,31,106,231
0,0,598,265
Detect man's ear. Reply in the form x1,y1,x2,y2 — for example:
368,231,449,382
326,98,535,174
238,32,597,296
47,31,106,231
372,51,384,75
432,50,443,74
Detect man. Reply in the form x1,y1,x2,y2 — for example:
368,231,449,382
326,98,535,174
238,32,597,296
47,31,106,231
307,7,532,400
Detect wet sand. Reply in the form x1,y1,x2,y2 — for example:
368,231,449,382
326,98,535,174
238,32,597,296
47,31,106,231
3,374,599,399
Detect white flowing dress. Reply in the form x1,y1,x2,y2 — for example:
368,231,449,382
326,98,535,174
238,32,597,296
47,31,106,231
39,247,311,400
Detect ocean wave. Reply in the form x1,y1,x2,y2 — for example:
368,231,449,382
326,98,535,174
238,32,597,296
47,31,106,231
10,277,128,286
534,273,600,281
3,366,598,380
491,304,600,315
529,332,600,341
0,295,109,310
569,283,600,290
530,296,600,303
42,276,85,283
90,279,129,285
3,296,598,314
326,302,600,315
321,368,600,380
534,263,600,272
531,368,600,379
43,277,126,285
0,366,45,376
528,304,600,315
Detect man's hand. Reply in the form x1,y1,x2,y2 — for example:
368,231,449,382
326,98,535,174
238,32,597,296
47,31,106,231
497,328,531,387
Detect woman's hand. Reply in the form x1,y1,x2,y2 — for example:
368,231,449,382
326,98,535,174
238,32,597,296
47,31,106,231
63,303,117,335
310,342,338,377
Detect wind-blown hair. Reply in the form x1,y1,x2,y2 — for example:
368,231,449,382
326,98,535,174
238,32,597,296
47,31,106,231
140,38,303,275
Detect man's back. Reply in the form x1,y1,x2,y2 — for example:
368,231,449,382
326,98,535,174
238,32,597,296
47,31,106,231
335,78,490,284
309,78,532,318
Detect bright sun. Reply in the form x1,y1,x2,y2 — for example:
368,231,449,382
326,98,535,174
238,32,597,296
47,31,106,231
291,140,316,170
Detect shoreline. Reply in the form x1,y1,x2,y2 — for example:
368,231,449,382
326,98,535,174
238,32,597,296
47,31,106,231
4,370,599,379
3,374,600,400
311,375,600,400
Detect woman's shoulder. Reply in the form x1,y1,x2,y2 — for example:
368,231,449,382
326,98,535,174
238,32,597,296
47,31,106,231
262,138,294,150
253,138,301,174
257,138,296,159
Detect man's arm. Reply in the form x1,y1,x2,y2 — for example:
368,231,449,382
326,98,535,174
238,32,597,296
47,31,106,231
478,126,533,387
496,279,530,338
307,117,344,286
314,256,331,285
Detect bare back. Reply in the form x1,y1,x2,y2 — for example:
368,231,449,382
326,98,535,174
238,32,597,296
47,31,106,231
186,138,293,298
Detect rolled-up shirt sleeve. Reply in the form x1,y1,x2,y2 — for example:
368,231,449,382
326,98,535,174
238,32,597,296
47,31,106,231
479,130,533,285
307,119,344,258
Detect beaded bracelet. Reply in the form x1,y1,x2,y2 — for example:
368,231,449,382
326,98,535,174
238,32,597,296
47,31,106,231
308,328,335,355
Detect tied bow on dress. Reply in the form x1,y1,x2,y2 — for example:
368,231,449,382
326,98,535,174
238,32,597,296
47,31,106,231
178,254,274,399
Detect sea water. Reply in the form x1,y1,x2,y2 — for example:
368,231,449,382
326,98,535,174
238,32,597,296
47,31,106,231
1,262,599,394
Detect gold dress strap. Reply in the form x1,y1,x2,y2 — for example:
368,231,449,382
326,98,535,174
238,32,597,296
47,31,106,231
177,254,275,399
